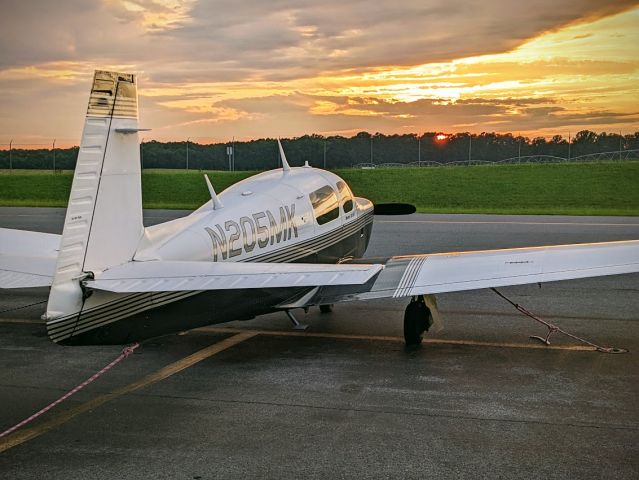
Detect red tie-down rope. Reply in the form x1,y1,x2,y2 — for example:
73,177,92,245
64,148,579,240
491,288,627,354
0,343,139,438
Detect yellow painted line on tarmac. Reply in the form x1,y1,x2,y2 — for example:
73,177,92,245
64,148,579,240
0,319,600,352
377,220,639,227
423,339,595,351
0,331,256,453
194,327,597,352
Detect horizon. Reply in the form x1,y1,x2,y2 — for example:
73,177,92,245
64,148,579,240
2,129,637,152
3,129,638,151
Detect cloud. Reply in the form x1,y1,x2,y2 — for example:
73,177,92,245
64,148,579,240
158,92,636,141
2,0,636,76
104,0,196,31
0,1,638,142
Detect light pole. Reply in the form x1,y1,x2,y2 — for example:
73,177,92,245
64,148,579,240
9,139,12,172
418,136,421,166
140,138,145,170
370,136,373,164
186,137,190,170
232,136,235,171
619,131,623,160
567,132,571,161
468,134,472,162
518,134,521,163
323,140,327,169
52,139,56,172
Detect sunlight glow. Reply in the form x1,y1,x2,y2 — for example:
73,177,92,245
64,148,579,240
144,7,638,138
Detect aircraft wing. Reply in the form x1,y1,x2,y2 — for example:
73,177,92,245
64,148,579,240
84,260,384,293
83,241,639,303
306,240,639,305
0,228,60,288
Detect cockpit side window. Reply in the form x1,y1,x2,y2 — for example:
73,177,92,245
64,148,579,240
310,185,339,225
336,181,354,213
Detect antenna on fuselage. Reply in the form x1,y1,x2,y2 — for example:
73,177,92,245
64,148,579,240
277,139,291,172
204,174,224,210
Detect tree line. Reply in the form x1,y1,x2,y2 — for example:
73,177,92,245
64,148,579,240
1,130,637,171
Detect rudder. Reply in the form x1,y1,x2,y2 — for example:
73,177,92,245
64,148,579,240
45,71,144,330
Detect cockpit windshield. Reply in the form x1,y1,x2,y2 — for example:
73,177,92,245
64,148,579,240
336,181,354,213
310,185,339,225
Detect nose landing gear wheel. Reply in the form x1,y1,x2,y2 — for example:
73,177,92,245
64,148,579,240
403,296,433,346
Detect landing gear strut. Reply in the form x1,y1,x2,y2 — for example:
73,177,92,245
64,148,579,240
285,310,308,330
403,296,433,346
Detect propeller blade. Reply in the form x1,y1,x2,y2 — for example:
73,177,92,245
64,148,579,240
373,203,416,215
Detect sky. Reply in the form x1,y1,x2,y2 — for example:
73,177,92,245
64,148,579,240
0,0,638,146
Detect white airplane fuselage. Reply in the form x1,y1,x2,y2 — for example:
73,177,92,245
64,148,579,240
136,167,373,265
54,166,375,344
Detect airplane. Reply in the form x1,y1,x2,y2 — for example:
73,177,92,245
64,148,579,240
1,70,638,346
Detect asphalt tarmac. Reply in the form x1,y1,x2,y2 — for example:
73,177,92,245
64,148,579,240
1,207,638,479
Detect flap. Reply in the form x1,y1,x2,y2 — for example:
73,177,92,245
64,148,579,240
85,260,384,293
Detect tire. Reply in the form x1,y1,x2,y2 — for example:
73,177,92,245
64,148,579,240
403,300,431,346
319,304,334,313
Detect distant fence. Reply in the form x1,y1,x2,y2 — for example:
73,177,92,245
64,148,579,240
0,141,76,171
352,149,639,168
1,141,637,172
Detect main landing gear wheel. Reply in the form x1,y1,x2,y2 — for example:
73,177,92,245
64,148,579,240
403,296,433,346
319,304,334,313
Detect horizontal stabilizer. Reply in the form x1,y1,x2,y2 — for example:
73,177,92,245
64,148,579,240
85,261,384,293
0,228,60,257
0,255,57,288
0,228,60,288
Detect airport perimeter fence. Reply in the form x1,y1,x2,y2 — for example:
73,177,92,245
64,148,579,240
1,139,638,172
351,149,639,169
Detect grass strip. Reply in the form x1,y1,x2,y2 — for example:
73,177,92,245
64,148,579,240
0,162,637,215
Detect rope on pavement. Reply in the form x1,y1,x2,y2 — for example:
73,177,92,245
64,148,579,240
0,343,140,438
491,288,627,354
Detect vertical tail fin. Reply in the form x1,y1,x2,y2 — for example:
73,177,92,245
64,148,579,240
46,71,143,323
